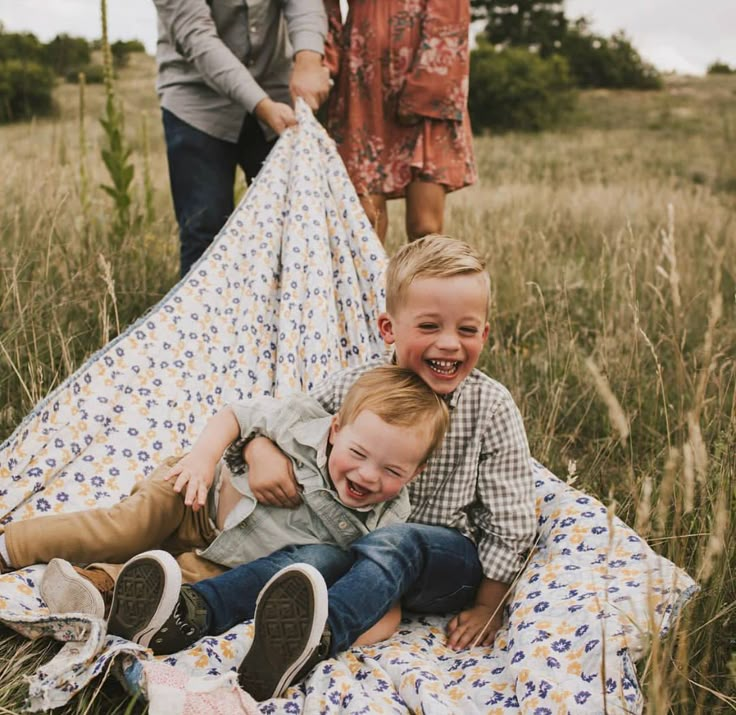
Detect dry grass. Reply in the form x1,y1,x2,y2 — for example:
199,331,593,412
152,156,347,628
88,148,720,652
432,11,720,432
0,55,734,713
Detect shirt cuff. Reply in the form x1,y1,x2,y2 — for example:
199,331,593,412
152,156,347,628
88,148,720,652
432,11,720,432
234,85,269,116
223,432,259,476
478,541,525,584
291,31,325,57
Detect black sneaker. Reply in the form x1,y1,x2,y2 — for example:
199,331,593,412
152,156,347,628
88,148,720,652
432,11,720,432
238,564,330,701
107,550,207,653
146,583,209,654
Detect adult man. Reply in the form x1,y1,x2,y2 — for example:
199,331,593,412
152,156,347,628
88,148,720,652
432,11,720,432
153,0,330,275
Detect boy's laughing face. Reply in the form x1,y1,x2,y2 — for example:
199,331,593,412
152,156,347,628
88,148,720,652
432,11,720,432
378,274,490,395
327,410,427,508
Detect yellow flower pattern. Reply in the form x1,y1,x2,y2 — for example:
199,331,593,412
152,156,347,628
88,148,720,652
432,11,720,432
0,105,695,713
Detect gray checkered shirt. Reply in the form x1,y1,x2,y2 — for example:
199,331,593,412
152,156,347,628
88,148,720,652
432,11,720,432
311,360,536,582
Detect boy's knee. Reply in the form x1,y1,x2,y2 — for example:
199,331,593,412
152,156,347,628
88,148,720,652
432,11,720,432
282,544,354,580
351,523,425,556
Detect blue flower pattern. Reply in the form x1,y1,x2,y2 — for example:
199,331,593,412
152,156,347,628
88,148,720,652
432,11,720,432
0,105,696,713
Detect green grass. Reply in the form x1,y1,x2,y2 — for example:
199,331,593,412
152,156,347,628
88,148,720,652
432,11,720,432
0,56,734,712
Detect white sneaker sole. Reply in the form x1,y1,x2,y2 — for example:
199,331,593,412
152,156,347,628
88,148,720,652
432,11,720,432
106,550,182,647
41,559,105,618
239,563,328,700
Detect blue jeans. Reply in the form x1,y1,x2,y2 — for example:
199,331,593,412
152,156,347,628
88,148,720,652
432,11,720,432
192,524,482,656
162,109,275,276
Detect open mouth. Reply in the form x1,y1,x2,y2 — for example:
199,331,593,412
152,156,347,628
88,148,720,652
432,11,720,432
426,359,460,377
346,478,370,499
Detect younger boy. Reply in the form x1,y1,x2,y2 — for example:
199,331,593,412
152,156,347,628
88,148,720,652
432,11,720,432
0,366,448,623
104,235,537,701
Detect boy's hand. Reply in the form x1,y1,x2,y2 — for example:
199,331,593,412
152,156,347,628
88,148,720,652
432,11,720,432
446,604,503,651
245,436,302,508
165,453,218,511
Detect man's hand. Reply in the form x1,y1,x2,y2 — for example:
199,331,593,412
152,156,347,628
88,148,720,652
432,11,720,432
253,98,297,135
289,50,331,110
244,436,302,508
446,604,503,651
165,452,218,511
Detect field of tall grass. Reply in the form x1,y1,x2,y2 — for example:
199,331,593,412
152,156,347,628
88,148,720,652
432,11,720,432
0,51,734,713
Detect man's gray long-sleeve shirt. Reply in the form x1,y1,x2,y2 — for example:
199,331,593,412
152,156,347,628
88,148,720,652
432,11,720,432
153,0,327,142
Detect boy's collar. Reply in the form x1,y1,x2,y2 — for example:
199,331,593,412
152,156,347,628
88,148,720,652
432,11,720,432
290,414,334,467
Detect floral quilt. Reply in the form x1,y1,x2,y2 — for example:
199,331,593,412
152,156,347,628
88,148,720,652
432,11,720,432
0,103,696,713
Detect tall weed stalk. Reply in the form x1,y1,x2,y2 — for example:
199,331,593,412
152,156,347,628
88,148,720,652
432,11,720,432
98,0,136,248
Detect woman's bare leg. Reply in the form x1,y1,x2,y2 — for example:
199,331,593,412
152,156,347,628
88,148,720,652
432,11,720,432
359,194,388,244
405,180,445,241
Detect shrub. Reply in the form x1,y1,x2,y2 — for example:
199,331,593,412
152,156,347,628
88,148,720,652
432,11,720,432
0,30,45,65
110,39,146,68
562,25,662,89
66,64,106,84
43,34,91,76
468,42,575,132
472,0,568,59
0,59,55,123
707,60,735,75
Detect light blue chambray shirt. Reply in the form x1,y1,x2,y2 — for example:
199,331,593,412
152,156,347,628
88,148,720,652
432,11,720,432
198,392,410,569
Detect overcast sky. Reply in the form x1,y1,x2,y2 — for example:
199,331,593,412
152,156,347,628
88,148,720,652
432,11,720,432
1,0,734,76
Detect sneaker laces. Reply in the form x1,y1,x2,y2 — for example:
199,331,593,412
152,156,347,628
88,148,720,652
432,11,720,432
173,585,208,638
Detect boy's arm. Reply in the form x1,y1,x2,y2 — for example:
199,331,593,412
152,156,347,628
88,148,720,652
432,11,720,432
243,371,346,506
447,396,536,649
242,436,300,508
165,407,240,510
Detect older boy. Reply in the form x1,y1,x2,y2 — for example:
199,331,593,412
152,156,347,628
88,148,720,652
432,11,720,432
0,367,448,627
109,235,536,701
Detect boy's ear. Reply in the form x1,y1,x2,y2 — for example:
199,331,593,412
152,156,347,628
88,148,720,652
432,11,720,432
410,462,427,480
328,415,341,445
377,312,395,344
482,322,490,342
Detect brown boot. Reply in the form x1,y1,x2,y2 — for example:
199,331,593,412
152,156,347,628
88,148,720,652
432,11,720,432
40,560,115,618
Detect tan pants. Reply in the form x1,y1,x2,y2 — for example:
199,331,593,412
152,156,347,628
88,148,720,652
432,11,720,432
4,457,227,584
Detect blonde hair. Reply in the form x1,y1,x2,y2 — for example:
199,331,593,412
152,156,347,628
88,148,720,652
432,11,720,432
385,234,490,317
338,365,449,464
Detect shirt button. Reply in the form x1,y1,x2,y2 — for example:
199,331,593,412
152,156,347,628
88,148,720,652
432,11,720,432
250,24,258,33
338,520,348,529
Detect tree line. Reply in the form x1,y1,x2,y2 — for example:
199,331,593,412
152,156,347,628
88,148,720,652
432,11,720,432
2,4,727,131
0,24,144,123
468,0,664,132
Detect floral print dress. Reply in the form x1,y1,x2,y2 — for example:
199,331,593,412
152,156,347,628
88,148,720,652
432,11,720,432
325,0,477,199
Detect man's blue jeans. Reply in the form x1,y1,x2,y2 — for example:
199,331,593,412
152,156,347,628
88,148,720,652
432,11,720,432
162,109,275,276
192,523,482,656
